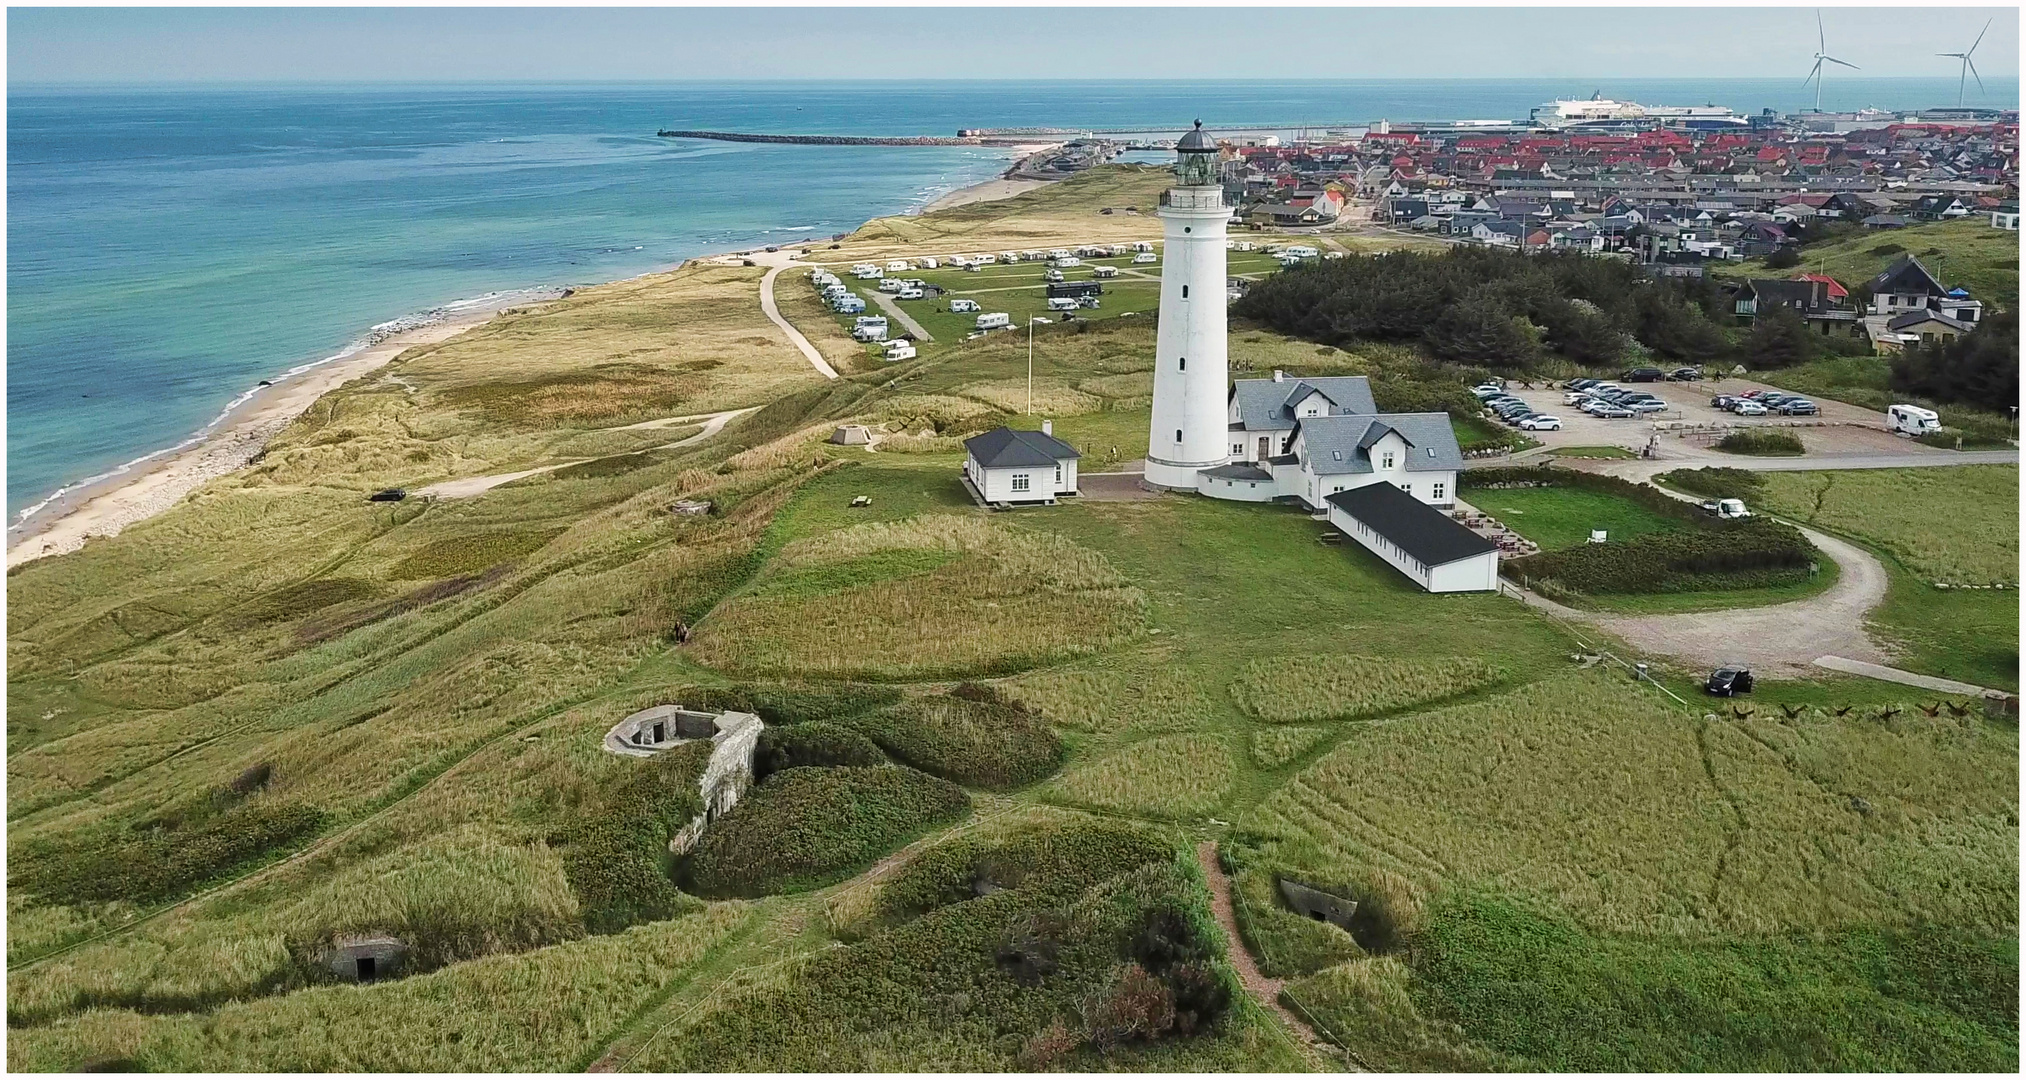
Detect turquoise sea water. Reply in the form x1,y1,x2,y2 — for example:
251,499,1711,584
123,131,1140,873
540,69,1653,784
7,79,2013,520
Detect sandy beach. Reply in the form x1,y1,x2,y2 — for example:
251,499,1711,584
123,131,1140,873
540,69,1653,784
6,306,522,569
919,177,1051,214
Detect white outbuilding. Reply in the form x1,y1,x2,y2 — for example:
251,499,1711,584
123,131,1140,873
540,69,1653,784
961,423,1080,506
1323,482,1498,593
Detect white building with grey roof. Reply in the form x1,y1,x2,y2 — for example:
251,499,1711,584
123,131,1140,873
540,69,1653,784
962,424,1080,507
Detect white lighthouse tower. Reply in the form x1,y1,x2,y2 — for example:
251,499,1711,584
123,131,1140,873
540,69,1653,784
1144,120,1231,491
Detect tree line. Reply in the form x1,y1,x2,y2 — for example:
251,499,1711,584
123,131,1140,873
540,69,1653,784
1231,247,1734,371
1889,309,2019,410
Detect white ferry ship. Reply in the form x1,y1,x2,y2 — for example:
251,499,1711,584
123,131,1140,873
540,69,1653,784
1529,95,1748,131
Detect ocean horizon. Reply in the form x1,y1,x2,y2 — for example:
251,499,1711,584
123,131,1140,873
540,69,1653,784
8,78,2016,519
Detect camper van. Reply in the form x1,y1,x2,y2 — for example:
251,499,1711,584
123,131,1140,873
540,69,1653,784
1284,245,1319,259
833,296,866,314
852,324,889,342
976,312,1012,330
1887,404,1942,436
1047,296,1081,312
949,298,981,313
1133,252,1158,264
883,343,916,362
878,278,905,293
1000,252,1020,264
854,315,888,330
898,287,925,301
853,264,882,279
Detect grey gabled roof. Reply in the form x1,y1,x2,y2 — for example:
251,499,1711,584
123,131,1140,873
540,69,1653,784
1886,308,1971,333
1326,483,1496,568
1297,412,1464,476
963,426,1080,469
1867,254,1945,297
1230,376,1377,432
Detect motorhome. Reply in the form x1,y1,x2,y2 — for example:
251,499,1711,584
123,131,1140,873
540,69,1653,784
1284,245,1319,259
854,315,888,330
949,298,981,313
878,278,905,292
1047,296,1081,312
976,312,1012,330
832,295,866,314
1000,251,1020,264
886,259,911,273
852,323,889,342
918,256,938,269
1887,404,1941,436
853,264,883,279
898,287,925,300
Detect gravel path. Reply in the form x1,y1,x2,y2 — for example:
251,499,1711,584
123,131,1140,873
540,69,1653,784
1193,842,1344,1070
415,407,754,499
754,252,840,379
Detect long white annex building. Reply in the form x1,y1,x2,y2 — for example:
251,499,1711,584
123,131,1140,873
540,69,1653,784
1142,121,1497,593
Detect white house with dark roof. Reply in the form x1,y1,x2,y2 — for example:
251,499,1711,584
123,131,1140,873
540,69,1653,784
962,424,1079,506
1324,483,1498,593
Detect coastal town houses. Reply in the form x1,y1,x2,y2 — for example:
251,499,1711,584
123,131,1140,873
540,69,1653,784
1732,277,1862,337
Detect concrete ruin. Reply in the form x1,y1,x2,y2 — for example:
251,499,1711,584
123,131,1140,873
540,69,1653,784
829,424,873,446
603,705,763,855
325,934,408,982
1277,878,1358,932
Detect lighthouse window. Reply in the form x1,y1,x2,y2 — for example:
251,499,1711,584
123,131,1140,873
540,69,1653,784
1184,227,1192,233
1175,429,1183,443
1181,286,1189,298
1179,356,1185,370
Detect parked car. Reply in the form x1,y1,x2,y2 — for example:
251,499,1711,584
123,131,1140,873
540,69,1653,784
1710,395,1739,410
1733,401,1768,416
1667,367,1703,381
1700,498,1753,519
368,488,407,503
1705,666,1755,696
1474,382,1505,394
1503,411,1537,426
1592,404,1636,419
1563,391,1594,406
1520,415,1562,431
1566,378,1599,390
1630,401,1669,414
1621,367,1665,382
1778,399,1819,416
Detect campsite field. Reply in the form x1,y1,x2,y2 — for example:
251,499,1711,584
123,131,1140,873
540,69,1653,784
7,166,2015,1073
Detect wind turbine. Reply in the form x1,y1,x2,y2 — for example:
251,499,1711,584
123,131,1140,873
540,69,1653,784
1939,18,1991,107
1802,10,1859,113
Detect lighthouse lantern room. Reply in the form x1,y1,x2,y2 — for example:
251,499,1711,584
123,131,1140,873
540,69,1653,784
1144,120,1232,491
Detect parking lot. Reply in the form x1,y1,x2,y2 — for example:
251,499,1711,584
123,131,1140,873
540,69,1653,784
1482,376,1950,458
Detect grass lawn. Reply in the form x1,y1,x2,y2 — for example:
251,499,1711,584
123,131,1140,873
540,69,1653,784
1712,217,2020,311
1467,485,1685,551
1551,445,1635,459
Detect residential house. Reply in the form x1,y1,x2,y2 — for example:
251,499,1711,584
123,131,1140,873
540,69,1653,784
1732,277,1861,337
961,425,1079,506
1323,482,1499,593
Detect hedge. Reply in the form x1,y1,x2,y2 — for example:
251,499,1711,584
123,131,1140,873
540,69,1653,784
1506,521,1815,596
1461,466,1715,525
1654,467,1765,500
682,766,970,899
848,693,1067,791
1715,430,1805,456
554,741,711,934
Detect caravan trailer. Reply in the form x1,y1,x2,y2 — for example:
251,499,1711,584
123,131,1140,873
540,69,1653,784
886,260,911,273
949,298,981,313
1887,404,1942,436
919,256,939,269
976,312,1012,330
1133,251,1158,264
1047,297,1081,312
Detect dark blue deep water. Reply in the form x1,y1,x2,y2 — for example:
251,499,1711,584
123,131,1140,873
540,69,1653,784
8,79,2013,519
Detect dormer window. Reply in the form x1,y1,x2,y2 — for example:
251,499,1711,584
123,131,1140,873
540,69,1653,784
1331,450,1342,460
1427,447,1436,457
1382,452,1396,469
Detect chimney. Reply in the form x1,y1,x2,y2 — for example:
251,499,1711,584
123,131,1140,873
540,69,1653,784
1273,369,1285,382
1042,420,1053,436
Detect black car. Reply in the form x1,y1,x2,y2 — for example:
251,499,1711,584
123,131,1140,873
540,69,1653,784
1667,367,1702,381
1567,378,1599,390
1778,399,1819,416
1705,667,1754,696
368,488,407,503
1710,395,1738,410
1621,367,1665,382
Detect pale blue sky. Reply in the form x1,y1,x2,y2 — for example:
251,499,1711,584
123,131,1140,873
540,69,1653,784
9,6,2019,84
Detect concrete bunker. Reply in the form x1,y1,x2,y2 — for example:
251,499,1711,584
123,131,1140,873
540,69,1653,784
829,424,874,446
325,934,409,982
603,704,763,855
1277,878,1358,932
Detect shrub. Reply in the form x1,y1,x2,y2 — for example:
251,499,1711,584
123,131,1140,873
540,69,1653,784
753,721,886,782
1230,655,1507,723
686,681,902,725
11,799,327,907
682,766,970,898
553,741,710,934
849,695,1067,790
1655,467,1765,500
1715,430,1805,456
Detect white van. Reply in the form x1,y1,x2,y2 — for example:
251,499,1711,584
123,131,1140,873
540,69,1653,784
1000,251,1020,264
976,312,1012,330
949,298,981,313
884,343,916,362
1887,404,1941,436
1047,297,1080,312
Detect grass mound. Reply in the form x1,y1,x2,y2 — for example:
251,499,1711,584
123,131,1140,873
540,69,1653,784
11,798,326,908
222,577,383,628
687,681,903,725
1508,520,1815,596
753,721,887,782
689,514,1146,679
1230,654,1506,723
1715,429,1805,456
1046,735,1236,819
957,380,1104,416
849,690,1066,790
437,361,710,427
682,766,970,898
1406,891,2019,1071
388,528,566,580
1249,727,1332,769
866,821,1177,929
552,742,710,934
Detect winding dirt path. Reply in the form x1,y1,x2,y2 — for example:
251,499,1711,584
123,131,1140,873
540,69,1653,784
414,407,755,500
1194,842,1344,1070
754,254,839,379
